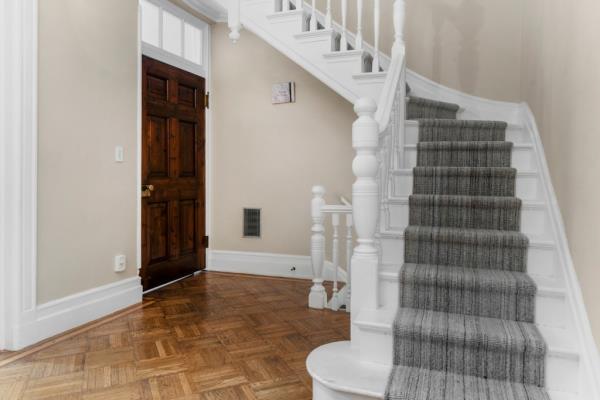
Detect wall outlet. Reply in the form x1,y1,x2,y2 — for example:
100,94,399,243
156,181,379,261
114,254,127,272
114,146,124,162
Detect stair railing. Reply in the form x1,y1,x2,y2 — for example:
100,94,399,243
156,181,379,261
305,0,406,314
309,186,353,312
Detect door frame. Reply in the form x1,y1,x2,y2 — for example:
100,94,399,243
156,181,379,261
0,0,38,350
137,0,213,284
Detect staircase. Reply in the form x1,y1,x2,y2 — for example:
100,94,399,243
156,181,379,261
219,1,600,399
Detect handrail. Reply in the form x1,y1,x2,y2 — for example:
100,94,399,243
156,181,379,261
375,50,406,133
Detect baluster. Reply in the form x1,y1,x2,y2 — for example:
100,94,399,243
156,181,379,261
325,0,332,29
282,0,289,12
373,0,380,71
309,186,327,309
296,0,303,10
228,0,242,43
355,0,363,50
392,0,406,56
341,0,348,50
330,214,341,311
310,0,317,31
350,98,380,329
345,213,353,312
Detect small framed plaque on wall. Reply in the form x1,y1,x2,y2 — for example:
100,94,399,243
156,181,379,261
272,82,296,104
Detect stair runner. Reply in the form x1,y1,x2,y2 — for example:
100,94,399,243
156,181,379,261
385,92,549,399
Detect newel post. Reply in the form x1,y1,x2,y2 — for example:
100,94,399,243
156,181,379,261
228,0,242,43
392,0,406,56
350,98,380,326
309,186,327,309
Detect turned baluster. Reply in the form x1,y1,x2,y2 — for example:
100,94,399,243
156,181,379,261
373,0,380,71
355,0,363,50
392,0,406,56
330,214,341,311
325,0,332,29
350,98,380,327
228,0,242,43
341,0,348,50
282,0,289,12
345,213,353,312
309,186,327,309
310,0,317,31
295,0,303,10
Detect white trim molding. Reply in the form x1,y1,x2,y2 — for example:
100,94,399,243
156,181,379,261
17,277,143,349
182,0,227,22
208,250,348,283
520,103,600,399
0,0,38,351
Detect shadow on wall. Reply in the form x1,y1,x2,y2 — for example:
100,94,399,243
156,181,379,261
431,0,484,95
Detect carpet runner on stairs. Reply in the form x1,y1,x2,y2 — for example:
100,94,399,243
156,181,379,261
384,97,549,399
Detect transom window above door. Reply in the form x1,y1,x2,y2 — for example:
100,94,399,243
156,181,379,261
140,0,209,77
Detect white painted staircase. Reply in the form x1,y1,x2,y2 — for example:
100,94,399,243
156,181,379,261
208,0,600,399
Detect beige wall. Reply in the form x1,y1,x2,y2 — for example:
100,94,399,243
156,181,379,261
211,23,355,255
520,0,600,347
37,0,139,303
317,0,524,102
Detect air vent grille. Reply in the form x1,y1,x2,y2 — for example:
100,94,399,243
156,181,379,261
243,208,261,237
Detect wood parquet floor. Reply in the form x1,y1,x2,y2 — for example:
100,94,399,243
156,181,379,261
0,272,350,400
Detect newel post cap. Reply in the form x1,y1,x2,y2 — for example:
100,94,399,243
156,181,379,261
312,185,326,196
354,97,377,117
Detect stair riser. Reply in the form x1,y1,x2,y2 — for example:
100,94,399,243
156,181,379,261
400,145,536,170
390,171,542,201
405,123,531,145
385,202,551,241
355,325,579,394
295,32,337,55
264,11,305,36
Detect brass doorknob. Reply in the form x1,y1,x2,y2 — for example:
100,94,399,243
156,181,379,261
141,184,154,198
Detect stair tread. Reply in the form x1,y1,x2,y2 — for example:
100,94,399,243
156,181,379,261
394,307,544,352
386,365,550,400
400,263,537,294
400,263,537,322
408,96,461,112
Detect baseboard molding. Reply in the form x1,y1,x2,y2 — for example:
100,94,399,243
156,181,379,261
14,276,142,350
207,250,347,283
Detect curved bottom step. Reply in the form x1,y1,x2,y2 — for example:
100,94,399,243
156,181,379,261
307,341,580,400
307,341,390,399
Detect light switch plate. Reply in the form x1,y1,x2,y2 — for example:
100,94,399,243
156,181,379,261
115,146,124,162
114,254,126,272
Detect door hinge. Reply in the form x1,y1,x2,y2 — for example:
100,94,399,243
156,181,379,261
203,235,209,248
204,92,210,109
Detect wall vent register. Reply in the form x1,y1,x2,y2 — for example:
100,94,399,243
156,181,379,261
243,208,261,238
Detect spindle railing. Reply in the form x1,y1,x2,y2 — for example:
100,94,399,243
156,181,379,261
309,186,353,312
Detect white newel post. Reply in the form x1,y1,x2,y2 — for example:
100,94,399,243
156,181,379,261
350,98,380,335
309,186,327,309
228,0,242,43
392,0,406,56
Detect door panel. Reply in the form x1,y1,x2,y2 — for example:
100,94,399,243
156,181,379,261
141,56,206,291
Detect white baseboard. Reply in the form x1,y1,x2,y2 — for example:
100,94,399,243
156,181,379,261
14,276,142,350
207,250,347,283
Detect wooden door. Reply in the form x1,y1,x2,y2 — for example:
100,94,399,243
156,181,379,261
141,56,206,291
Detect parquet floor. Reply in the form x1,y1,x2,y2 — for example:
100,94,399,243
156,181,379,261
0,272,350,399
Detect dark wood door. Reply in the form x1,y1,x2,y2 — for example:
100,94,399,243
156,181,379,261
141,56,206,291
